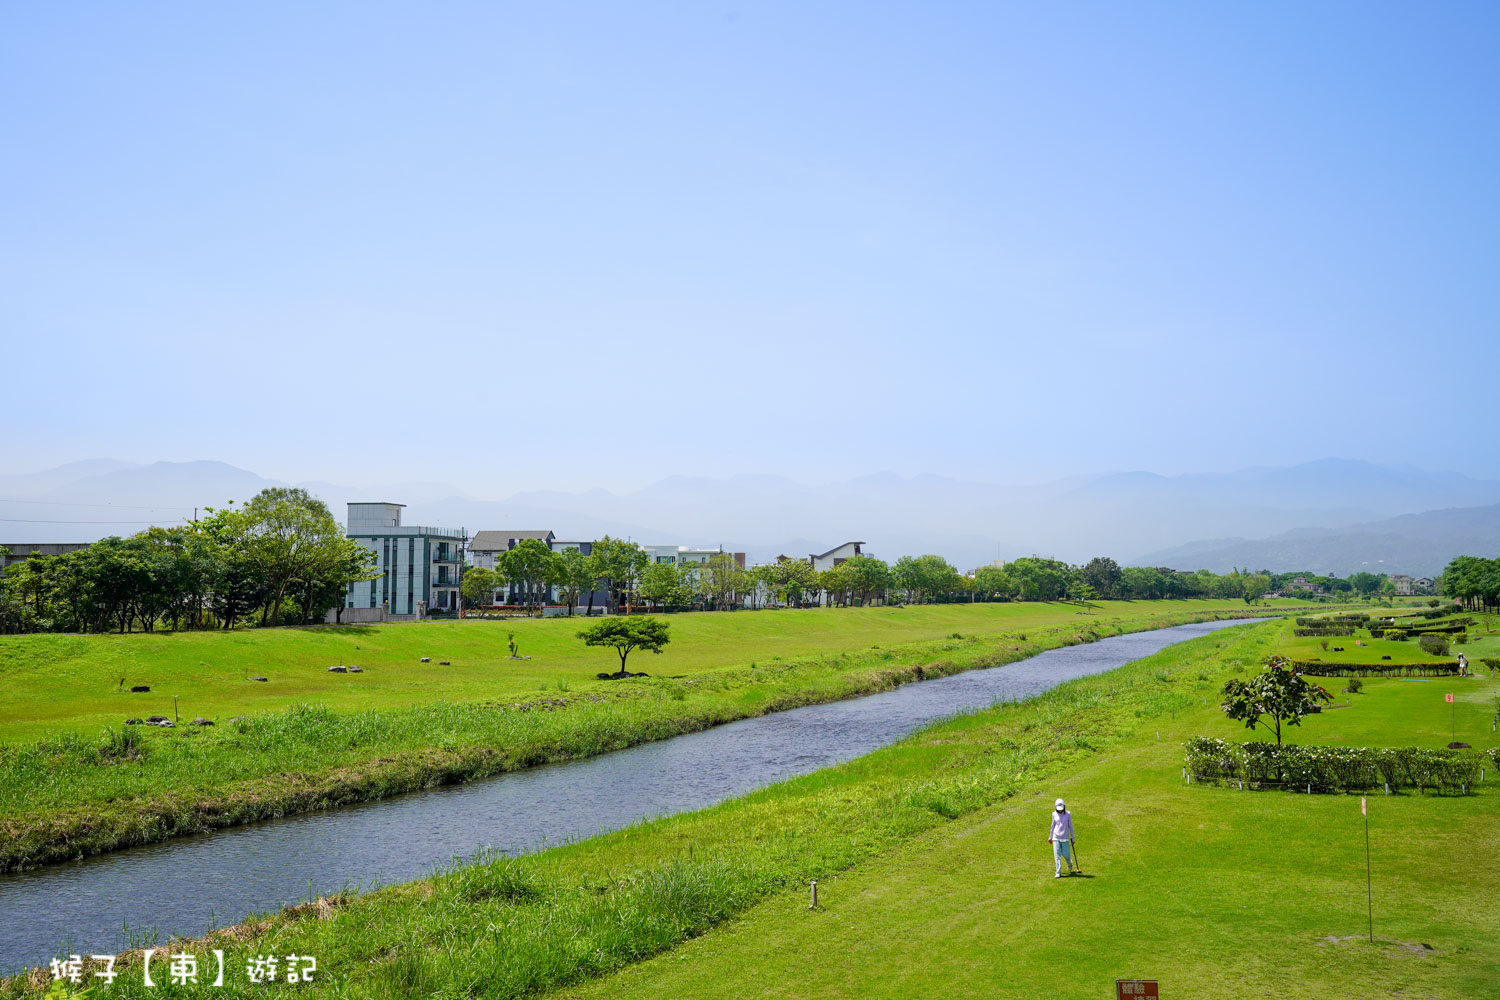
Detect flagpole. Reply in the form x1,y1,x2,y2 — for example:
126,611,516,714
1363,796,1372,944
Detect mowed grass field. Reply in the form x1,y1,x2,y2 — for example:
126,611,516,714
0,600,1311,743
1272,609,1500,668
0,600,1315,871
16,618,1492,998
547,622,1499,1000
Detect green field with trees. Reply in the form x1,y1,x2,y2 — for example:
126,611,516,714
0,599,1309,871
9,618,1492,998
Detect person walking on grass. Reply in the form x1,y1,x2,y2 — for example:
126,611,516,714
1049,798,1078,878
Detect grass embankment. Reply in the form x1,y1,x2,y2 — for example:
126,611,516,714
13,617,1493,999
0,600,1306,871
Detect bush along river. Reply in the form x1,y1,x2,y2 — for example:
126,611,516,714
0,618,1264,973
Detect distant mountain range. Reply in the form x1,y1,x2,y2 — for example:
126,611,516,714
1133,503,1500,577
2,457,1498,573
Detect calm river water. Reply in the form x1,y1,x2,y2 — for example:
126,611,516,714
0,617,1264,972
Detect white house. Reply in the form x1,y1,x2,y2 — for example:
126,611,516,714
810,542,866,573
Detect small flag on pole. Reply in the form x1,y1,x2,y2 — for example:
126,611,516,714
1445,693,1455,703
1361,796,1366,816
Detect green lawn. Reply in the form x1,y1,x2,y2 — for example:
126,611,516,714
0,600,1307,871
0,599,1310,743
11,615,1493,999
1274,610,1500,669
547,622,1498,1000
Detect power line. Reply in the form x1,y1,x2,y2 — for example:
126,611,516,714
0,497,198,511
0,516,191,525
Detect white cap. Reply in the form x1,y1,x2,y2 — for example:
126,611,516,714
1055,798,1066,811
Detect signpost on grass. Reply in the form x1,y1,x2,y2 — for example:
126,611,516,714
1446,692,1455,743
1362,796,1372,944
1116,980,1159,999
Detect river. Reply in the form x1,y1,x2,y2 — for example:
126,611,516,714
0,617,1263,973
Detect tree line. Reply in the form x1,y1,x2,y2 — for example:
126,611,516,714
1438,556,1500,611
466,547,1301,613
7,498,1450,635
0,489,375,634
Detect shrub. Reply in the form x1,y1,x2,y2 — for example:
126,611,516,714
1454,632,1469,645
1418,634,1451,657
1286,659,1460,677
1184,737,1482,793
1319,639,1330,651
1343,678,1363,694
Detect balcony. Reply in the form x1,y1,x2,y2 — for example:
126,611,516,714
432,553,460,564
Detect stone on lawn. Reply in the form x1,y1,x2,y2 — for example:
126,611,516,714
348,665,363,673
420,657,431,663
252,676,268,682
328,665,348,673
125,718,143,725
191,717,213,726
439,660,451,666
130,685,150,693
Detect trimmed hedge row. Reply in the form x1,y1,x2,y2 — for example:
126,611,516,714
1374,623,1468,636
1294,627,1355,637
1293,659,1462,677
1184,737,1493,793
1297,615,1368,626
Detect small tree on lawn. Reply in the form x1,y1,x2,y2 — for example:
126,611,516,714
577,616,671,678
1221,655,1332,745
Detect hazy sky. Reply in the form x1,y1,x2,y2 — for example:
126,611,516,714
4,2,1497,494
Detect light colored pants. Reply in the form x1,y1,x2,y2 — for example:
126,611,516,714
1053,839,1073,874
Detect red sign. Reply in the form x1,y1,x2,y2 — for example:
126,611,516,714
1445,693,1455,703
1117,980,1159,999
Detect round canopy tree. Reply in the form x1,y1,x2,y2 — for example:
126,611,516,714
577,616,671,678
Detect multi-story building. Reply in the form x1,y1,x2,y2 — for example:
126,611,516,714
1391,574,1413,597
642,544,746,568
469,530,557,604
342,503,465,619
1414,577,1436,595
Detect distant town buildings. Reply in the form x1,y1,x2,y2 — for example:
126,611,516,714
1391,574,1436,596
1285,575,1330,596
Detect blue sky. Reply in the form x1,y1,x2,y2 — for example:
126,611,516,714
3,2,1497,493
